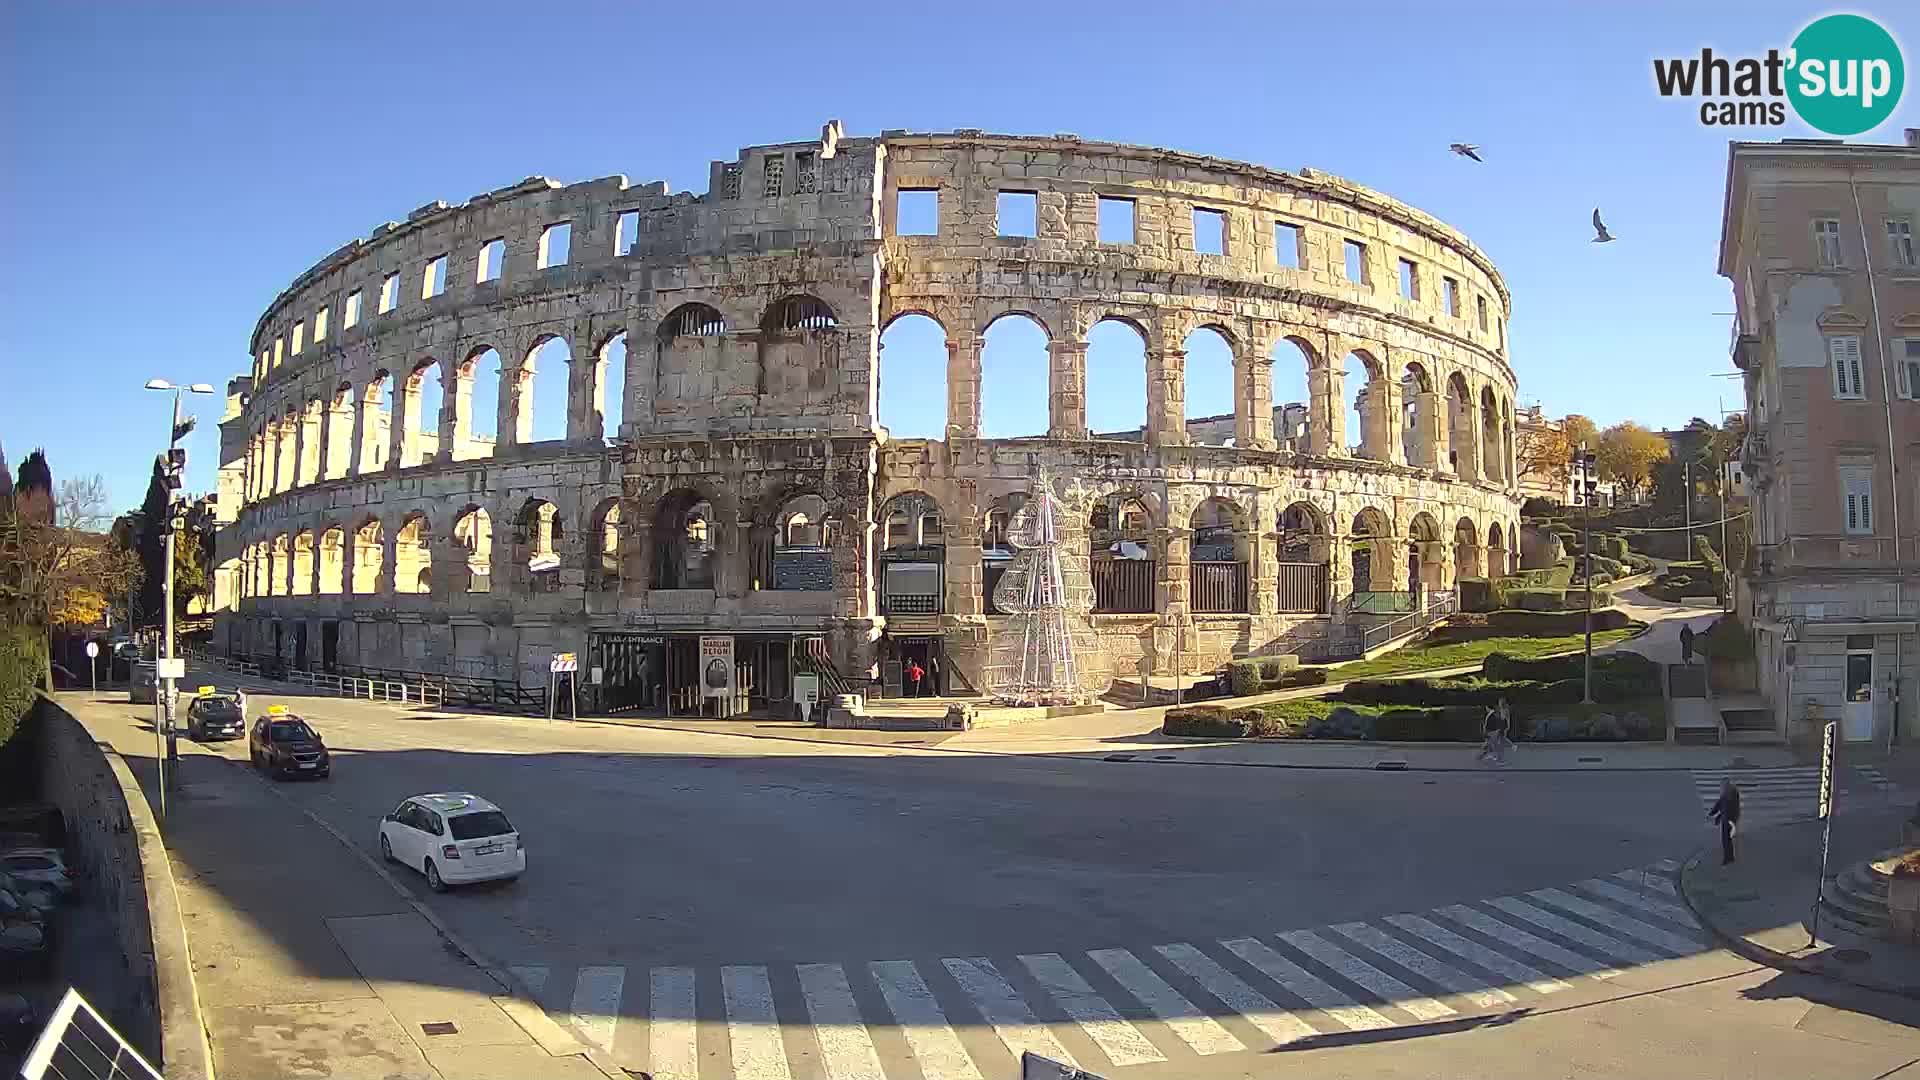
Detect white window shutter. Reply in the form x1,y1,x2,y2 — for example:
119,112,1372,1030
1831,338,1846,395
1846,490,1859,531
1861,489,1872,532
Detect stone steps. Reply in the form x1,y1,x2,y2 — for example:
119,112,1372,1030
1818,849,1900,931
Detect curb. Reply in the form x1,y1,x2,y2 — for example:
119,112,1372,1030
1675,839,1920,1000
169,737,622,1078
100,742,217,1080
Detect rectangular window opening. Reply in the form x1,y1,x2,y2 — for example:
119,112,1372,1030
1815,218,1843,267
291,321,305,355
1098,197,1135,244
1840,462,1875,534
344,290,363,328
537,223,571,269
763,155,785,199
1900,338,1920,399
477,238,504,283
1192,208,1226,255
1343,239,1367,284
379,273,400,314
897,189,938,236
315,307,329,342
1476,294,1489,330
422,254,447,300
1398,258,1419,301
1442,276,1460,316
614,211,639,256
997,191,1037,238
1273,221,1300,269
1886,219,1915,267
273,337,284,367
1829,334,1865,399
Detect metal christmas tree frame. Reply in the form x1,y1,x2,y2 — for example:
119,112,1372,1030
984,476,1102,706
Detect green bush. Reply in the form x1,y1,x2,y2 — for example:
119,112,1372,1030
1227,655,1305,697
1435,609,1633,638
0,624,46,755
1227,660,1262,697
1700,614,1755,661
1372,705,1487,742
1278,667,1328,688
1512,588,1567,610
1163,706,1250,738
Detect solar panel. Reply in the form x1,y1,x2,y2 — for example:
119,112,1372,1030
17,989,163,1080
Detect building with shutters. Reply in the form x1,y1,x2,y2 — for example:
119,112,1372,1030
1720,133,1920,747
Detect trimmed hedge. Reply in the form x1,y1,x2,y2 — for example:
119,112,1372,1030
0,624,46,755
1483,650,1661,699
1226,654,1301,696
1437,609,1633,638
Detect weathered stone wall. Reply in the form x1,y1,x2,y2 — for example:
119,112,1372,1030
217,125,1522,688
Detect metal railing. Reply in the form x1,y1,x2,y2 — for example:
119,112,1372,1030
1346,590,1413,614
198,650,540,712
1354,592,1458,654
1092,558,1155,613
1274,562,1329,614
1189,562,1249,614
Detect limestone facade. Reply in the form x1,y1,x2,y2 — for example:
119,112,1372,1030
213,124,1524,707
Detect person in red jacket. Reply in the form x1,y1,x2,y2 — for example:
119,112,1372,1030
906,659,926,697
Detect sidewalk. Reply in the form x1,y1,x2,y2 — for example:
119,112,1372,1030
1680,807,1920,999
59,692,610,1080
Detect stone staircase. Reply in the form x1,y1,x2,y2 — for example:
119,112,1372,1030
1819,849,1900,937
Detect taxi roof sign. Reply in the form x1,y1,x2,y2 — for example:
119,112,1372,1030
266,704,288,715
197,686,217,696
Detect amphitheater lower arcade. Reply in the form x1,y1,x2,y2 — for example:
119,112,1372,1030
213,125,1523,715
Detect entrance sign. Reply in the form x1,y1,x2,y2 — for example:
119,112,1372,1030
699,636,734,700
550,652,578,673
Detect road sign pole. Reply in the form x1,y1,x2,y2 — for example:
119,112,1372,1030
1810,719,1838,948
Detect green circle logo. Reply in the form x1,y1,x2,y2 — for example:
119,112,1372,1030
1787,14,1904,135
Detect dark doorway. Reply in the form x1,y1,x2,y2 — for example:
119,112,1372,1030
272,622,284,661
883,636,944,697
321,621,339,673
293,623,308,671
598,634,667,715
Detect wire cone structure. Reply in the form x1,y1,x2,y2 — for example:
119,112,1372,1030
985,477,1104,706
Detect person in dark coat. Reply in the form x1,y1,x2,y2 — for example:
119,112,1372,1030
1708,778,1741,864
1679,624,1697,665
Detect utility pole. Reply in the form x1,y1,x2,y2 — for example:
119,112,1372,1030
1683,459,1694,559
1575,445,1598,703
146,379,213,809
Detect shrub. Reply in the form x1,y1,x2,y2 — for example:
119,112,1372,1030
1699,614,1755,661
1458,578,1495,612
1226,655,1306,696
1279,667,1328,688
1163,706,1249,738
0,624,46,755
1513,588,1568,611
1227,659,1262,697
1373,705,1486,742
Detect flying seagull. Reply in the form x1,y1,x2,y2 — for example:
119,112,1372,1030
1448,143,1483,162
1591,208,1615,243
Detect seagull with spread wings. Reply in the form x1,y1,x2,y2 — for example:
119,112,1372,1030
1449,143,1483,162
1591,208,1615,243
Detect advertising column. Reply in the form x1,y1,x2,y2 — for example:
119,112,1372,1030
700,635,735,718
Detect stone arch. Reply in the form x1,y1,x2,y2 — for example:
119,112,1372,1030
290,531,314,595
1407,511,1445,592
351,518,382,594
359,371,391,473
1344,347,1389,460
757,491,831,591
459,345,502,458
521,334,572,444
1183,325,1238,445
324,382,354,479
654,302,739,430
1454,517,1483,581
978,491,1031,615
1399,359,1440,468
1088,491,1155,614
453,506,492,593
879,491,944,549
651,488,716,590
878,312,948,439
1350,506,1395,593
1480,384,1504,483
1447,371,1478,477
1189,495,1251,613
595,331,628,442
1271,334,1319,453
318,526,345,594
1086,317,1148,437
980,312,1050,438
1487,520,1508,578
756,295,842,405
588,497,626,592
1276,499,1332,613
514,498,563,591
401,358,444,467
268,534,289,596
394,513,432,595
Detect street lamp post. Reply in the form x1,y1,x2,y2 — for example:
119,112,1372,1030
145,379,214,810
1573,445,1599,703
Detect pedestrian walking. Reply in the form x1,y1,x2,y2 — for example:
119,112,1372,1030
1708,778,1741,865
906,658,925,697
1477,697,1512,765
1679,624,1696,665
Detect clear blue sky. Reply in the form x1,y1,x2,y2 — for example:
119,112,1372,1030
4,2,1913,511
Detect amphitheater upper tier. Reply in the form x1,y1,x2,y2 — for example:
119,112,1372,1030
215,122,1525,707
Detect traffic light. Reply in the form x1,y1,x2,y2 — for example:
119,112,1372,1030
163,447,186,490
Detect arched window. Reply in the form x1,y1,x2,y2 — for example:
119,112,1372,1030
981,313,1049,437
651,490,714,590
394,514,431,595
1086,319,1147,438
1454,518,1483,581
1447,373,1477,477
1272,337,1317,453
319,527,345,594
1276,501,1331,613
1400,361,1436,468
757,297,841,405
878,492,943,615
1188,497,1249,612
269,535,289,596
460,347,502,459
878,313,947,439
522,336,572,444
764,295,838,332
1408,512,1444,594
516,499,562,591
405,360,444,467
291,532,314,595
598,333,627,441
592,499,624,591
1183,326,1236,445
359,372,391,474
1345,350,1386,459
1350,508,1393,594
981,492,1030,615
352,519,383,594
764,492,830,591
1481,386,1504,483
1089,493,1154,613
454,507,492,593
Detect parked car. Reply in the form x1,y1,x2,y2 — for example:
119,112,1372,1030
379,793,524,892
0,849,71,896
127,664,177,707
0,872,58,917
248,708,330,779
185,689,246,741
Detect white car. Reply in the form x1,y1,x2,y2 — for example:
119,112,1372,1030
0,849,71,896
378,793,524,892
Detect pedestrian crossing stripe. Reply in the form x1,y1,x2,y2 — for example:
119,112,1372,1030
505,861,1710,1078
1689,764,1896,831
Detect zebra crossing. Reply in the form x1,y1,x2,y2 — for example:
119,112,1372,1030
1690,765,1897,829
506,860,1712,1078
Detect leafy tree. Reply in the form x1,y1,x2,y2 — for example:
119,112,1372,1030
1,472,127,689
134,456,169,627
1595,421,1669,499
1563,414,1598,453
1516,421,1572,490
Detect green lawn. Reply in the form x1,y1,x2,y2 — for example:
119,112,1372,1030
1317,626,1642,682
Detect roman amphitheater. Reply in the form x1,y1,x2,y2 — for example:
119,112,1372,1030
211,122,1524,716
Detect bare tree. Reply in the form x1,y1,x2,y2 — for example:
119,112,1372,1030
2,474,138,688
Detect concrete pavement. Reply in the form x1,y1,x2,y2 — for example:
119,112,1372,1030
63,690,608,1080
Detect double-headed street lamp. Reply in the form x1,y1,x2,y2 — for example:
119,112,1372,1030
1571,445,1600,704
145,379,214,814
